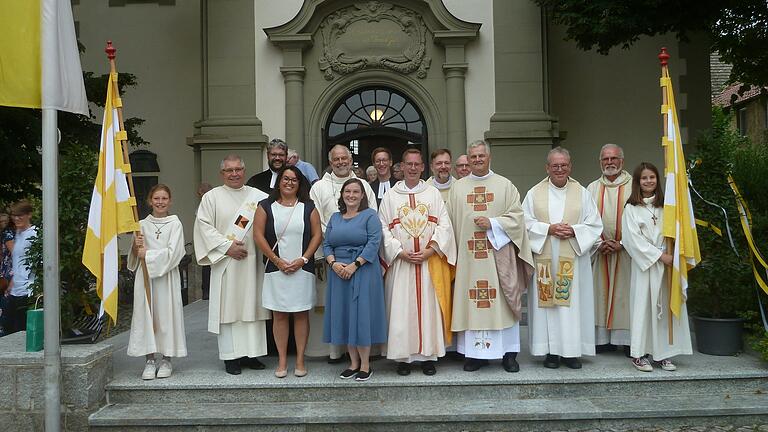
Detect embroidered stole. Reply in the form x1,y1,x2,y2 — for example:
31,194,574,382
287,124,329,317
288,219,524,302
597,180,626,328
532,179,581,307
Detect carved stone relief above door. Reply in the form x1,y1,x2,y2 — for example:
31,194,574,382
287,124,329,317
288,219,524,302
317,1,431,80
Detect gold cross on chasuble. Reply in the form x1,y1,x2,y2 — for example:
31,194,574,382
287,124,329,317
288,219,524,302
469,280,496,309
466,186,494,211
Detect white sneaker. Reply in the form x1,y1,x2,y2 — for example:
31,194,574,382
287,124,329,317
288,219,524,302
632,356,653,372
156,358,173,378
142,359,157,380
658,359,677,371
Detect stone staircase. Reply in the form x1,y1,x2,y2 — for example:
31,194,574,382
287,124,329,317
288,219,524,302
89,349,768,431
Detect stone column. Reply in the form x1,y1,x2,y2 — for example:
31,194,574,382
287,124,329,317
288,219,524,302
281,66,306,157
484,0,559,191
444,63,469,158
187,0,268,185
436,35,476,159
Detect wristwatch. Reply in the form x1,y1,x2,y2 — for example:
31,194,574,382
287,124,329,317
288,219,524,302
354,260,362,268
301,256,310,265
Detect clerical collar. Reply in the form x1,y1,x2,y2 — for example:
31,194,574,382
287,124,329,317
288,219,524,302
223,184,246,191
469,170,494,180
431,176,454,190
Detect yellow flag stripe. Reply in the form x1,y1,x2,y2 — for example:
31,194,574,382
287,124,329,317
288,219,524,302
0,0,41,109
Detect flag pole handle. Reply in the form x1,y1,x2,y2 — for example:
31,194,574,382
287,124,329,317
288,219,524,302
660,47,673,345
105,41,152,316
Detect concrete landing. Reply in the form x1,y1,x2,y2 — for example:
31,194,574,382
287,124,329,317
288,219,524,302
89,300,768,431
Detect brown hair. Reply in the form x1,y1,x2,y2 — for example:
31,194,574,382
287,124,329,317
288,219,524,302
337,178,369,214
371,147,392,164
626,162,664,208
10,199,33,216
146,184,172,206
430,148,451,162
402,148,422,161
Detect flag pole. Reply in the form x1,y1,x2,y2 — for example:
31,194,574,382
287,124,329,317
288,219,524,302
104,41,152,315
659,47,674,345
42,108,61,432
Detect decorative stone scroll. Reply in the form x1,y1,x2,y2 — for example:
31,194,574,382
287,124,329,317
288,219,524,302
318,1,431,80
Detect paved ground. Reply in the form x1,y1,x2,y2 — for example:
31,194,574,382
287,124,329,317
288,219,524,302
104,300,768,389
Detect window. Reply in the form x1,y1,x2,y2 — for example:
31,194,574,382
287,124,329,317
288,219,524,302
327,87,424,139
737,107,748,136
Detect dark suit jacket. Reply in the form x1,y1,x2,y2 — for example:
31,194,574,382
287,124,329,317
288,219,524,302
369,177,398,207
246,170,275,193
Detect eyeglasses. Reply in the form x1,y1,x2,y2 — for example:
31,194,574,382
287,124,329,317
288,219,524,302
281,177,299,184
403,162,422,168
549,164,570,170
455,163,470,168
221,167,244,174
600,157,622,162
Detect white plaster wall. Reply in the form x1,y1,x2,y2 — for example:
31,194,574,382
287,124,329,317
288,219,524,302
254,0,303,142
442,0,495,144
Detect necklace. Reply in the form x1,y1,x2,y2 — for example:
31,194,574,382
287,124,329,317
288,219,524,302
644,205,659,225
149,221,170,239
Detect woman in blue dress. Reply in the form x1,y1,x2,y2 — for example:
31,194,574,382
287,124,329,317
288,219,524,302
323,178,387,381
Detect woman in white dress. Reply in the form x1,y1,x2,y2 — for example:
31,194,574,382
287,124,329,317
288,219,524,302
622,162,692,372
129,184,188,380
254,166,322,378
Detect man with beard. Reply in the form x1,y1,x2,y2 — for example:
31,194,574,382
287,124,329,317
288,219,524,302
307,144,378,360
587,144,633,353
246,138,288,193
454,154,471,179
427,148,456,201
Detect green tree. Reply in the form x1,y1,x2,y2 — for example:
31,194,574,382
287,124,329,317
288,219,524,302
535,0,768,87
0,69,148,329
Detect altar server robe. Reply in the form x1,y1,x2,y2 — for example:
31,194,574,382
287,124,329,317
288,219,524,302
622,199,692,359
127,214,187,358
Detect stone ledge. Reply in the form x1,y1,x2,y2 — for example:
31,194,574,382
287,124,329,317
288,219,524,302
0,331,114,365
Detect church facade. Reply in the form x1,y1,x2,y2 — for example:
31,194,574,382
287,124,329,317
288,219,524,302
72,0,711,239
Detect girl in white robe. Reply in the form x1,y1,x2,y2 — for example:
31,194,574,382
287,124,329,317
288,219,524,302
621,163,692,372
128,184,188,380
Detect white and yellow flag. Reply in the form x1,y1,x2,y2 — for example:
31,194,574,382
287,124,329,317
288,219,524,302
660,57,701,318
0,0,88,115
82,72,139,324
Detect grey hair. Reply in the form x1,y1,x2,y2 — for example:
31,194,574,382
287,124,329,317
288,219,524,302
546,146,571,164
328,144,352,160
467,139,490,155
365,166,376,175
267,138,288,154
220,154,245,170
600,143,624,159
287,148,298,159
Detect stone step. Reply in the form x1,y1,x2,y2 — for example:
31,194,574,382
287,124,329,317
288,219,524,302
105,372,768,405
89,392,768,431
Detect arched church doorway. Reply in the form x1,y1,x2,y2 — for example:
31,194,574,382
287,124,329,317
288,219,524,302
324,86,427,175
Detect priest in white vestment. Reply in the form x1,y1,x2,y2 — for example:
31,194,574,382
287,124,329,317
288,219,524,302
523,147,603,369
426,148,456,202
308,144,377,359
194,155,270,375
587,144,632,350
379,150,457,376
447,140,534,373
621,162,691,372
